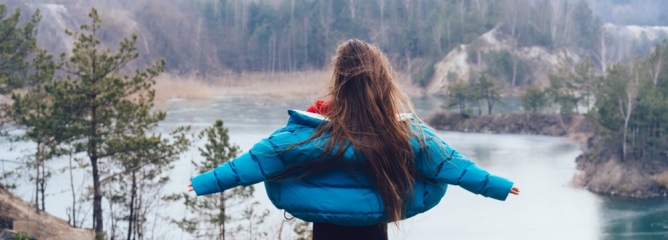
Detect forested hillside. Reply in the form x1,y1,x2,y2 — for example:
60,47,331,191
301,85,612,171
7,0,663,87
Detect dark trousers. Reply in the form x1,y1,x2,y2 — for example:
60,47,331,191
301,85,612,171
312,222,388,240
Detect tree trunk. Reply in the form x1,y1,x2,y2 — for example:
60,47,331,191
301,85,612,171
69,150,77,227
619,95,635,162
631,127,638,152
458,0,465,23
277,220,284,240
487,96,494,115
585,87,590,112
446,20,451,47
41,159,46,211
127,171,136,240
109,197,116,240
291,0,294,21
92,156,103,238
90,45,105,238
557,114,568,133
91,104,103,239
136,170,144,240
35,134,41,212
379,0,385,44
600,31,608,75
219,193,226,240
562,2,573,46
512,56,518,87
406,53,412,81
477,50,481,69
653,52,662,86
303,19,309,66
622,115,630,161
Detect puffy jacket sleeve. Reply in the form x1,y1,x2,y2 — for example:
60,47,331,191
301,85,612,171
416,122,514,201
191,130,291,196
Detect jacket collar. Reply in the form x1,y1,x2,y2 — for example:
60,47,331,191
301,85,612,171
288,110,328,127
287,109,414,128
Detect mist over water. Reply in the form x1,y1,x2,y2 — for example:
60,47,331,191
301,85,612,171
3,97,668,239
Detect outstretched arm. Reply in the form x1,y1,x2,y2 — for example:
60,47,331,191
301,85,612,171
189,131,292,196
416,123,517,200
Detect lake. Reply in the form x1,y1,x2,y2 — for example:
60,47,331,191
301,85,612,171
2,97,668,240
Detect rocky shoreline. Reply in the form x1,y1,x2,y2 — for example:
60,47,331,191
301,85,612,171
426,112,668,198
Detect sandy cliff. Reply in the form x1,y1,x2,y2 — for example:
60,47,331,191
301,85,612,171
0,185,94,240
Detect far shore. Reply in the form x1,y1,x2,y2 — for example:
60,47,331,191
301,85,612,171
427,112,668,199
153,71,424,101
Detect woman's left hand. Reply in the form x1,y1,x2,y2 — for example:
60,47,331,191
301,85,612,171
188,182,194,192
509,186,520,195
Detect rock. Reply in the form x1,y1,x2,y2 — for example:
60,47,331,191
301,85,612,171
426,27,580,95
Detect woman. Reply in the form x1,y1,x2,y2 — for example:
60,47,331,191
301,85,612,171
188,39,520,240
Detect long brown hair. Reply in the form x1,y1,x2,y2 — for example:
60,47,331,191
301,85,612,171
283,39,425,224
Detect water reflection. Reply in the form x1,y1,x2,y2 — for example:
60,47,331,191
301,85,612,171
599,196,668,240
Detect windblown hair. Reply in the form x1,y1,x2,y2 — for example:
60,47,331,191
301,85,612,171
282,39,427,224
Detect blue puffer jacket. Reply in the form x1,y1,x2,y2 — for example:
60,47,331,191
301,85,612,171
191,110,514,226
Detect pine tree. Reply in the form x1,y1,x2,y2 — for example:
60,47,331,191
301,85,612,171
445,81,474,114
573,57,597,112
50,8,172,239
521,83,548,113
240,201,270,240
105,125,191,240
546,64,580,115
174,119,260,240
0,5,39,94
10,48,60,212
0,5,40,131
477,73,501,115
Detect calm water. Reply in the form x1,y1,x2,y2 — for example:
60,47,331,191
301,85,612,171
2,97,668,240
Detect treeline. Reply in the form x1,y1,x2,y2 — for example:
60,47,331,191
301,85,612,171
518,44,668,164
0,6,311,240
593,43,668,163
447,37,667,164
445,72,502,115
6,0,604,86
190,0,603,84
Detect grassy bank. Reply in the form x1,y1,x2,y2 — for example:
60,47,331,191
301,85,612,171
152,70,423,101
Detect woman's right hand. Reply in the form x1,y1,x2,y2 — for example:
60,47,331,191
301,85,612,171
510,186,520,195
188,182,194,192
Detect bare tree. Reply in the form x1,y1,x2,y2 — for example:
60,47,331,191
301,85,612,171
618,66,639,161
651,46,663,86
347,0,356,19
593,29,612,76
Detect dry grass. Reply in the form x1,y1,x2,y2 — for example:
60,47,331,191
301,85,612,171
2,71,422,104
391,71,425,97
151,70,424,102
212,70,331,98
153,74,215,101
653,171,668,187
